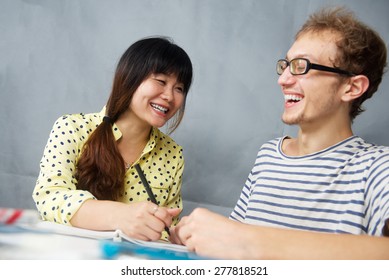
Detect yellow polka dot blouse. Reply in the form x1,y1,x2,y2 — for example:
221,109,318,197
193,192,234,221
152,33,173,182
33,108,184,228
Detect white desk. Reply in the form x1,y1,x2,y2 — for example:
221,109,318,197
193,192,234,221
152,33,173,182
0,208,197,260
0,225,103,259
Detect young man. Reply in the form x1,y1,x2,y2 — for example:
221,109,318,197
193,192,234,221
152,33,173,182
170,7,389,259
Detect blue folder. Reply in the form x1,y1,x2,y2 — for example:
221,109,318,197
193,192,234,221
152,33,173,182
100,240,207,260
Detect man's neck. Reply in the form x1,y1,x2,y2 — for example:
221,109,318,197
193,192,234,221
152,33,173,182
282,121,353,157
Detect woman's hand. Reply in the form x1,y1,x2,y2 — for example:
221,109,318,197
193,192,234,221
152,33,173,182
114,201,181,241
70,199,181,241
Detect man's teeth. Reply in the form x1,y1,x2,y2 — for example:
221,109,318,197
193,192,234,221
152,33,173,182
284,95,303,102
151,103,168,113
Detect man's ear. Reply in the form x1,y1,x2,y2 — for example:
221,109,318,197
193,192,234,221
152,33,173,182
341,75,370,102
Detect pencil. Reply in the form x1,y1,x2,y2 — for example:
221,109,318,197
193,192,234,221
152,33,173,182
134,164,170,235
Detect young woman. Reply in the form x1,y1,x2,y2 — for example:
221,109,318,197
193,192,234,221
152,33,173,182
33,37,193,241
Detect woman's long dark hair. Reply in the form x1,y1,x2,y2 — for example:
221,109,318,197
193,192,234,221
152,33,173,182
75,37,193,200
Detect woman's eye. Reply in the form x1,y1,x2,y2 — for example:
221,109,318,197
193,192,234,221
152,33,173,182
175,87,184,93
156,79,166,85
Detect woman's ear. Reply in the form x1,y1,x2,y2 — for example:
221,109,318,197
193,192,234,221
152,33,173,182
341,75,370,102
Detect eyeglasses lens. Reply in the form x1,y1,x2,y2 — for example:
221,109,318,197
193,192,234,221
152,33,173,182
290,59,307,75
277,60,287,75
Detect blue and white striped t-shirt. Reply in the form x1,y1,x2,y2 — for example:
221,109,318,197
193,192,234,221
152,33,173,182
230,136,389,236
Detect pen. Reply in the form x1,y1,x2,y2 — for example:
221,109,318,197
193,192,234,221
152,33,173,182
134,164,171,235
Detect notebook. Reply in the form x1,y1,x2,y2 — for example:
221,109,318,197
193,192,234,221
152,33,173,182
30,221,205,259
33,220,188,252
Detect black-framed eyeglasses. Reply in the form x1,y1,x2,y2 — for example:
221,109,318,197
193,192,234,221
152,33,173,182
276,58,355,76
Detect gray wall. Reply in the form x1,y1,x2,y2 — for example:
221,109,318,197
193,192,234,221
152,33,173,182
1,0,389,217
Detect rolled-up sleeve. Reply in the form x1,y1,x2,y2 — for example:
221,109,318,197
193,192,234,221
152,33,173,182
32,115,95,225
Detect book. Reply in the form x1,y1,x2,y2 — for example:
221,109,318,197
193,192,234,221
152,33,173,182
1,208,205,260
33,220,189,253
0,207,41,225
27,220,206,259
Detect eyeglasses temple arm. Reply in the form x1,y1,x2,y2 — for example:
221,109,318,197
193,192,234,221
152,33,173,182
310,63,355,76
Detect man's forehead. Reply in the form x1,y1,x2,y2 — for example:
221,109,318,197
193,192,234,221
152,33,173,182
287,31,340,62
